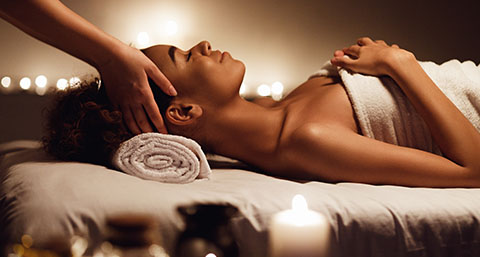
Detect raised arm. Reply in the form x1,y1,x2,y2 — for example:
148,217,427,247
279,37,480,187
0,0,176,133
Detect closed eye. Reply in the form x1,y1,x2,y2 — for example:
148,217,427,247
186,51,192,61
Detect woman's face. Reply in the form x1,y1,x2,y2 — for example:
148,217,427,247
143,41,245,105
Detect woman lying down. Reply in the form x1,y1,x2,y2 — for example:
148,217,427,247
43,37,480,188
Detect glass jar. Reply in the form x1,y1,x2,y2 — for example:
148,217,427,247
175,204,239,257
94,214,168,257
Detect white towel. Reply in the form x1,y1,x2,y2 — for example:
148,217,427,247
310,59,480,154
112,132,211,183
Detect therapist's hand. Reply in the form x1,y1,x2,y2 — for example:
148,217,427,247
0,0,175,134
99,44,177,134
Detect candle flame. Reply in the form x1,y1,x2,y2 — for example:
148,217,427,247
291,194,308,212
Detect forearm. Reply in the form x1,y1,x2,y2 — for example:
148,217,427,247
386,53,480,168
0,0,123,68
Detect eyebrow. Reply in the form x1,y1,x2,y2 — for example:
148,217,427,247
168,46,177,64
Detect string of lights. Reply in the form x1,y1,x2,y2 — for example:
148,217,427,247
1,19,285,100
0,75,82,96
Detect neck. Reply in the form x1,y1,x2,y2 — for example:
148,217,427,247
202,96,286,166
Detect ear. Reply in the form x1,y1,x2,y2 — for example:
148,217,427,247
165,103,203,126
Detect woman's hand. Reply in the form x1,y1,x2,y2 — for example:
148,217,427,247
99,44,177,134
331,37,415,76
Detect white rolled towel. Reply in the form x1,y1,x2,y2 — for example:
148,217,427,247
112,132,211,183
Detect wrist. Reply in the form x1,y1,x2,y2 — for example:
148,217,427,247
90,37,128,69
384,49,416,76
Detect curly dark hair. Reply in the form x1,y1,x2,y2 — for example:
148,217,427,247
42,78,173,167
42,80,128,166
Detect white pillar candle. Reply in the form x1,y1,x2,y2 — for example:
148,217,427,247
269,194,330,257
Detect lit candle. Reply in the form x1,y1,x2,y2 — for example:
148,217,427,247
269,194,329,257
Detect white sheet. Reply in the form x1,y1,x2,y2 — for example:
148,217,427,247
1,141,480,257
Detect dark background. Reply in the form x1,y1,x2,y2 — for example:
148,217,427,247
1,0,479,143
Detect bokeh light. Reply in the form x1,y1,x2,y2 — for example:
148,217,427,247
165,20,178,35
19,77,31,90
239,83,246,95
148,244,169,257
271,81,284,95
69,77,81,87
21,234,33,248
137,32,150,47
35,75,47,88
13,244,25,256
56,78,68,90
257,84,271,97
35,86,47,96
70,236,88,257
1,76,11,88
271,81,284,101
101,241,114,253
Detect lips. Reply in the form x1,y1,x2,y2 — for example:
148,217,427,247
220,51,230,62
220,52,225,62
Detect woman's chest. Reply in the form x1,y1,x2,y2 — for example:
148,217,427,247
281,77,360,135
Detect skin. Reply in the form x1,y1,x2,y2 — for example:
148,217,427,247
143,39,480,188
0,0,176,134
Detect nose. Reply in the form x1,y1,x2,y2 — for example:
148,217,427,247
194,40,211,56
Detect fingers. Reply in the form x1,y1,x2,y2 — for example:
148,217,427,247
330,55,356,68
121,106,142,135
130,67,170,134
334,50,345,58
144,98,168,134
145,62,177,96
375,40,387,46
332,37,401,71
342,45,361,57
122,96,168,134
331,44,360,67
101,47,174,135
357,37,397,47
357,37,374,46
132,103,154,133
120,88,156,134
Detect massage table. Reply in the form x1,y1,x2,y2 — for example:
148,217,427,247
1,140,480,257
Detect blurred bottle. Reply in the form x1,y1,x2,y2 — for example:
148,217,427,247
94,213,168,257
175,204,239,257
